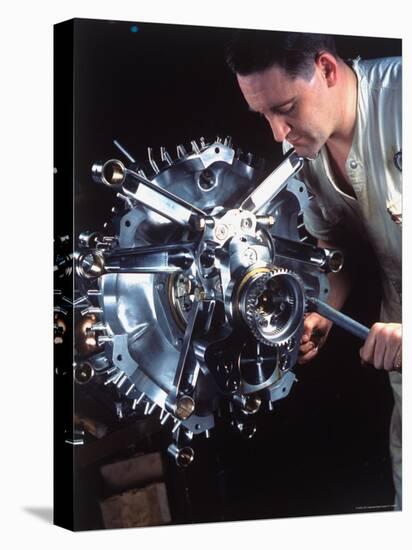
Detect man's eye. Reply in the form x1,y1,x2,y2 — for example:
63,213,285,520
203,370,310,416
278,104,295,115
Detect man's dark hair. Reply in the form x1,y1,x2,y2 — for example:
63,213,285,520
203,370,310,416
225,30,338,80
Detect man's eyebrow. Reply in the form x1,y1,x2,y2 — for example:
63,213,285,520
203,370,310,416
248,97,296,114
269,98,296,111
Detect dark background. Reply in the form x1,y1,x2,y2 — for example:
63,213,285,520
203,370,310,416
70,18,401,527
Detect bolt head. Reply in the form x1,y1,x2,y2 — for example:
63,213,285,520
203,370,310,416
215,223,228,240
175,395,195,420
240,217,252,231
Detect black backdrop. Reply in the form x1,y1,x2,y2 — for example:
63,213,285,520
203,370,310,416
71,18,401,527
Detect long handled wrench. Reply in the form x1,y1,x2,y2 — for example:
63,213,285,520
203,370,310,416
307,296,369,341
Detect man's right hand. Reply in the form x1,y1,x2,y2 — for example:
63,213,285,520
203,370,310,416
298,312,333,365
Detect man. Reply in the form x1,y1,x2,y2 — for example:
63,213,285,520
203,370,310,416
226,31,402,508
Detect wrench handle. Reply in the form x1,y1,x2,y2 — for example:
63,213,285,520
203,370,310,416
308,297,370,341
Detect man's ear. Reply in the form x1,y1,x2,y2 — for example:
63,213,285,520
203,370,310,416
315,52,338,87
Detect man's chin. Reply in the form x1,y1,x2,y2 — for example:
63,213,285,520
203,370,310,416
294,143,320,160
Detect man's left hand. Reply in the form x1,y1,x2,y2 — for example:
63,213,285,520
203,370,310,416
359,322,402,371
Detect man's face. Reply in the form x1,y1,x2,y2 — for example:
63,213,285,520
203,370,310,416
237,63,337,158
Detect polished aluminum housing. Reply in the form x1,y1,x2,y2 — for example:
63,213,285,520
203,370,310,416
76,139,337,463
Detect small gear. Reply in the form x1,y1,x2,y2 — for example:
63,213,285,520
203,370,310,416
242,267,306,348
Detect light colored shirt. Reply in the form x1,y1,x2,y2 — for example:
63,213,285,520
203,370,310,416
285,56,402,324
284,57,402,507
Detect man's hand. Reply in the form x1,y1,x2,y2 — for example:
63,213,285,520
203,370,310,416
298,312,333,365
298,240,351,366
360,322,402,371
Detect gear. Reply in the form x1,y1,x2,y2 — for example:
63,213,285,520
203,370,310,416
242,267,306,348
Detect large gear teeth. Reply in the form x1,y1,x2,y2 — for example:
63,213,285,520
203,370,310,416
243,267,306,348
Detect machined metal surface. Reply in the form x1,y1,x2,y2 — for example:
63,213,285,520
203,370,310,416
75,138,335,464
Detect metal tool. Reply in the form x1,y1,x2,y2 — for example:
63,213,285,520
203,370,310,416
307,296,369,341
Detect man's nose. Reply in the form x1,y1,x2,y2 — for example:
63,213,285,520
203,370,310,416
268,116,290,142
